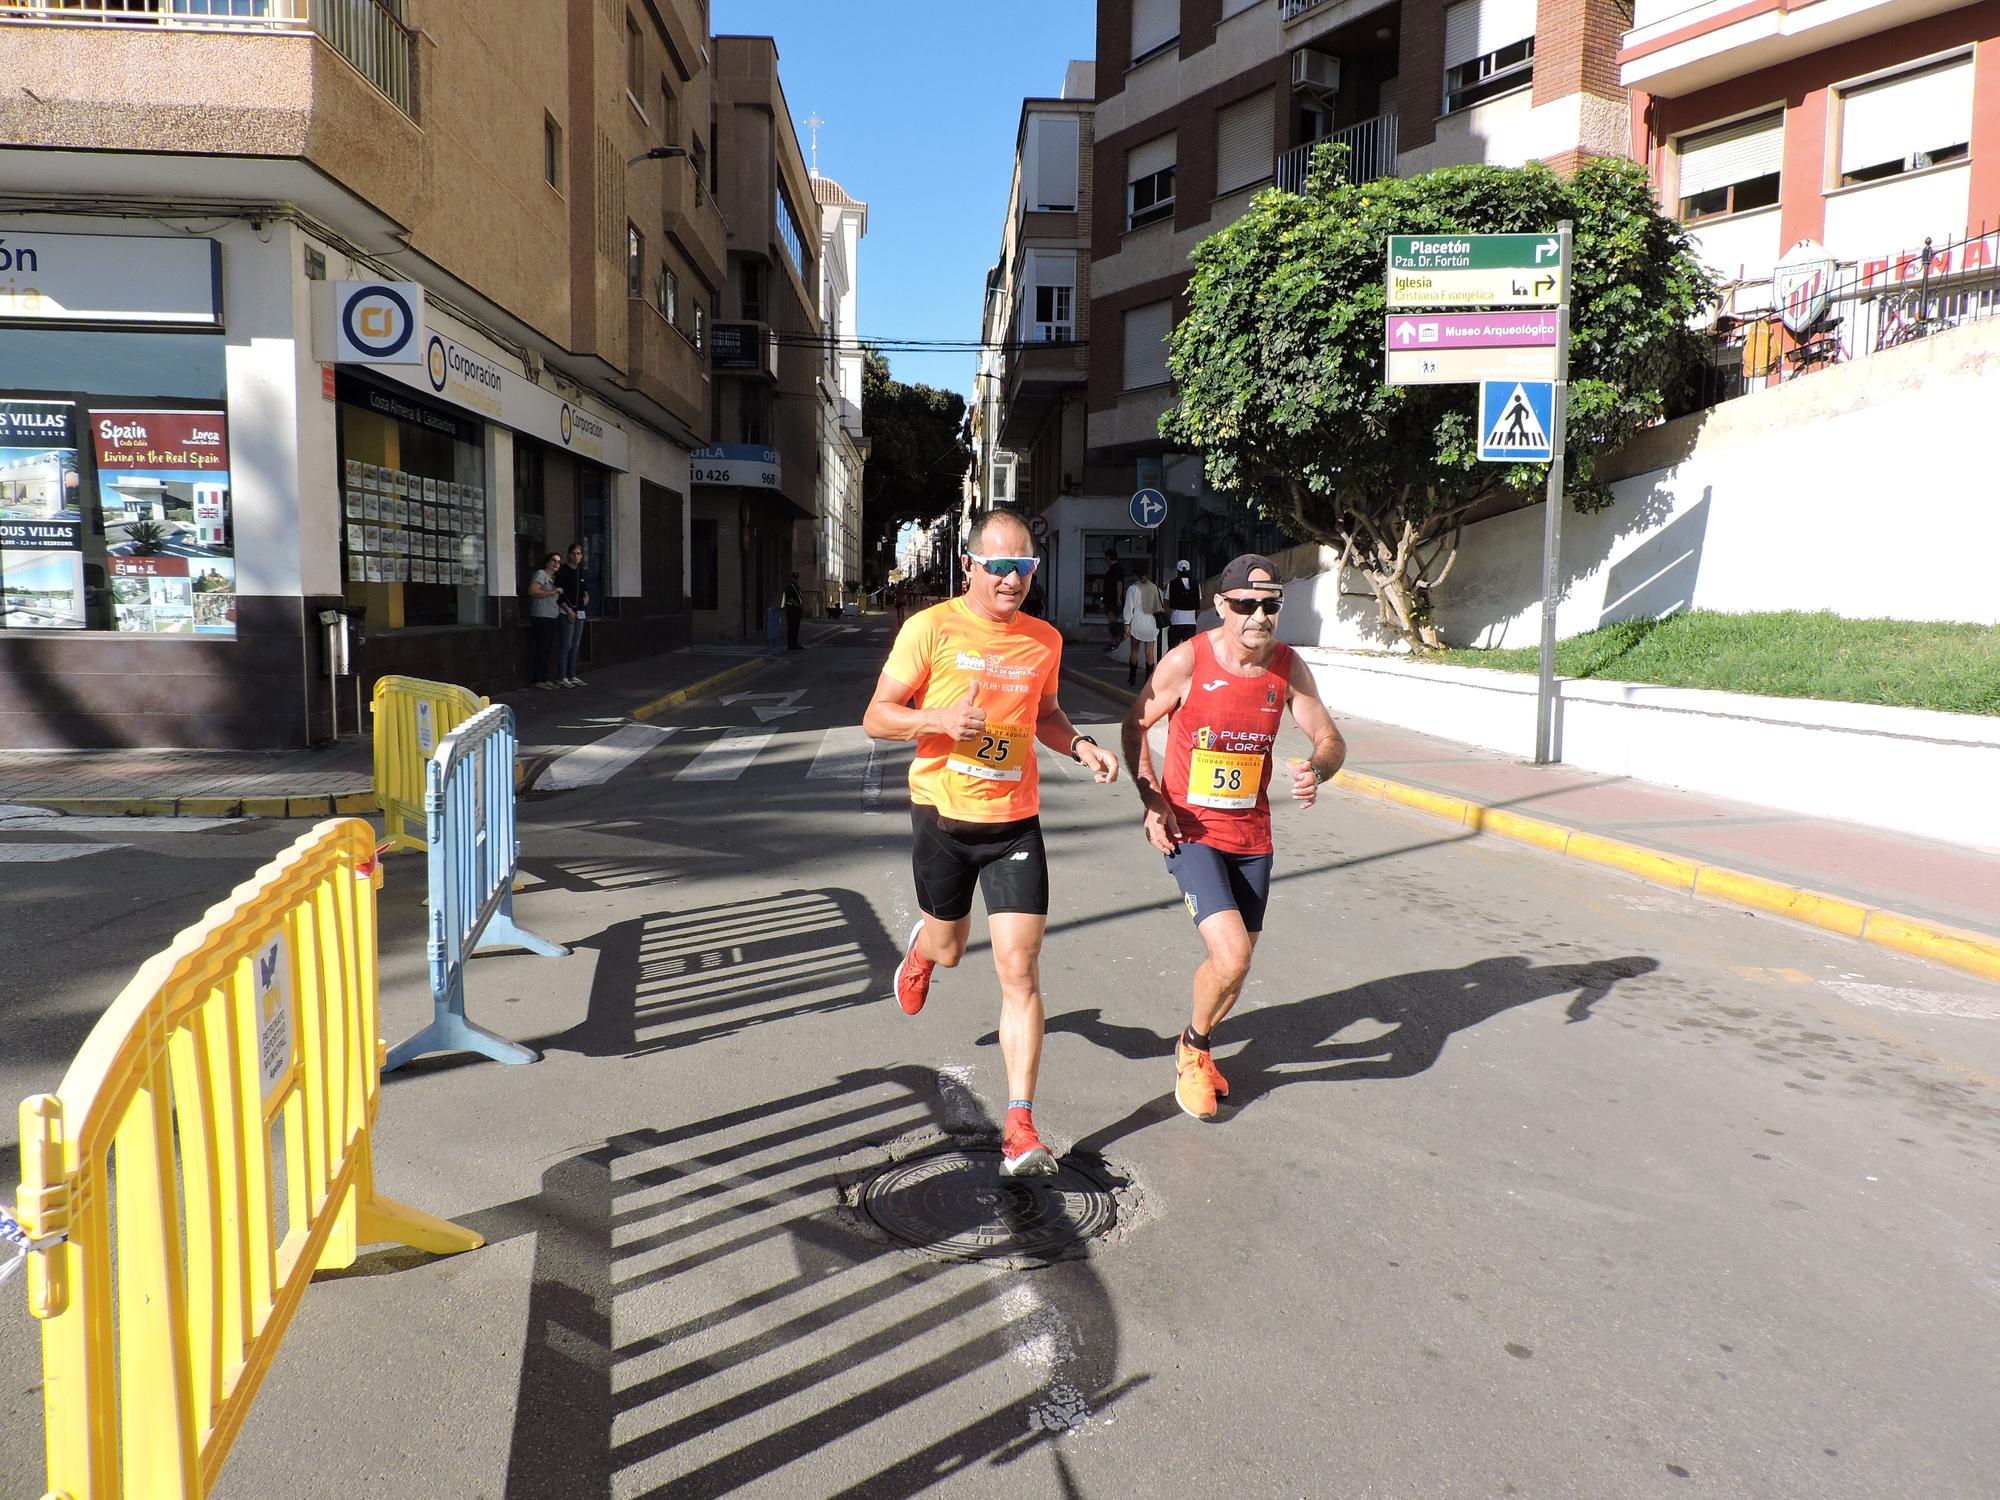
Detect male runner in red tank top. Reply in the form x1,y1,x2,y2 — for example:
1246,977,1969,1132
1118,555,1347,1121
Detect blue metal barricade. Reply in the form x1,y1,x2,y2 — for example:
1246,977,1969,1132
383,704,568,1071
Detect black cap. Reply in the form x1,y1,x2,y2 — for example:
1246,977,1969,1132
1215,554,1282,593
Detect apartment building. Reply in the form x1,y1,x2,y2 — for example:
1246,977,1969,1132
1078,0,1629,626
694,34,823,640
813,172,868,606
1621,0,2000,349
0,0,725,749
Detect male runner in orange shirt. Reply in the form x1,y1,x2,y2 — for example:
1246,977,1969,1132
1119,554,1347,1121
864,509,1121,1176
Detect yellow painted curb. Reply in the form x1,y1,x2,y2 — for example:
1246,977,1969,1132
1567,832,1702,893
1862,911,2000,984
331,792,378,815
1471,805,1574,855
239,796,292,819
1693,866,1868,939
632,656,771,721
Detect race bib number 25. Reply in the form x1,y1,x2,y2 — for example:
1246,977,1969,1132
948,725,1031,782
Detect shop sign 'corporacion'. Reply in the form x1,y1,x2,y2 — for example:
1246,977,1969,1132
332,281,425,366
0,230,222,328
1385,234,1565,309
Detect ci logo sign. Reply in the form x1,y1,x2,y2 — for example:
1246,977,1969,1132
426,334,448,391
559,403,574,445
341,283,416,360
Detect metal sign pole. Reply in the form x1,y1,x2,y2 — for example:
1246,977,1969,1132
1533,220,1574,766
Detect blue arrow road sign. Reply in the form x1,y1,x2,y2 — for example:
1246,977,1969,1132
1129,488,1167,529
1477,380,1555,462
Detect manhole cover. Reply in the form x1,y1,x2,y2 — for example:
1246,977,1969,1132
860,1148,1120,1263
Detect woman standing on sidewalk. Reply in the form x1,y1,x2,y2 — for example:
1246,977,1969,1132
527,551,563,690
1122,564,1165,686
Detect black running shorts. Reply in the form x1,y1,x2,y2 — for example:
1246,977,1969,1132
1166,840,1273,933
910,804,1050,921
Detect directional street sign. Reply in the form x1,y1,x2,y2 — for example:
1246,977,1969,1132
1129,488,1167,529
1385,311,1560,350
1386,233,1565,308
1386,345,1559,386
1477,380,1555,463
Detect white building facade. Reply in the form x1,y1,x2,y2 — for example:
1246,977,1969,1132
812,174,869,607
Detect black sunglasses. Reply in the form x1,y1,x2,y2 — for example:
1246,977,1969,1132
1222,595,1282,617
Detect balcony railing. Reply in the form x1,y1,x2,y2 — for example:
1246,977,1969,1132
1276,112,1400,193
1281,0,1332,20
0,0,416,117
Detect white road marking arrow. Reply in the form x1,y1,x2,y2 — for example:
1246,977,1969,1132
719,688,808,722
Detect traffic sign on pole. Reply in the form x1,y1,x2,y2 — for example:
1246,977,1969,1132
1386,311,1560,349
1129,488,1167,529
1477,380,1555,461
1532,221,1575,767
1386,233,1565,308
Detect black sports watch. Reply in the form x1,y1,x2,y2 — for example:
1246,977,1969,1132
1071,733,1098,762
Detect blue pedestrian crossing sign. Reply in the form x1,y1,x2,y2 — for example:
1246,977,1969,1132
1477,380,1555,462
1129,487,1167,529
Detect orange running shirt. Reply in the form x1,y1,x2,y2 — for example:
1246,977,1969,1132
883,597,1064,823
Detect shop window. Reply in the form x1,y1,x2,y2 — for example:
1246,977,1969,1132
1837,55,1973,186
335,375,488,630
1442,0,1535,115
1127,134,1177,229
0,328,234,636
577,462,617,621
1676,111,1783,221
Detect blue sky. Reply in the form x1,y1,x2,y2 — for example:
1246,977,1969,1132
713,0,1096,403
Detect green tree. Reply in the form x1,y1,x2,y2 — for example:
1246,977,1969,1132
1162,151,1717,648
862,348,970,582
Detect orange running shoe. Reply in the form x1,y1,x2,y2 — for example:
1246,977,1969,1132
1174,1038,1222,1121
1000,1118,1058,1178
894,921,934,1015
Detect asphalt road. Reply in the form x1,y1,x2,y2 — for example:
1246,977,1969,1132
3,618,1998,1499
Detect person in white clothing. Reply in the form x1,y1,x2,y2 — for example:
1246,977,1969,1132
1123,564,1165,686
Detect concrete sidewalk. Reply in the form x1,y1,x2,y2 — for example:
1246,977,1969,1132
0,626,850,816
1065,652,2000,983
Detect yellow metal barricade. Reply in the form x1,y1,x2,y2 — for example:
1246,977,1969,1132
370,675,487,853
14,818,480,1499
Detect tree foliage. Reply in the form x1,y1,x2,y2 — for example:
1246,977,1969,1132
1161,151,1717,646
861,348,970,578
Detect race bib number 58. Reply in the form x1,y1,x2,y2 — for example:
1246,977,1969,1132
1187,748,1263,810
949,725,1030,782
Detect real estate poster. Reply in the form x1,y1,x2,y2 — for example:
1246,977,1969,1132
94,408,236,637
0,402,89,629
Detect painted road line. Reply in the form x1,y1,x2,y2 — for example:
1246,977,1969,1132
0,843,124,862
808,726,875,780
0,802,240,832
539,724,676,792
675,730,775,783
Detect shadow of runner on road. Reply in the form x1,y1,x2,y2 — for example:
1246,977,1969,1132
447,1067,1140,1500
1060,954,1660,1156
531,887,899,1059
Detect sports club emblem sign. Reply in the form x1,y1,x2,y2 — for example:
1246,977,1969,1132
1774,240,1837,336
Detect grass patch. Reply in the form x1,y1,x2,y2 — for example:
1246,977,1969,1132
1427,611,2000,716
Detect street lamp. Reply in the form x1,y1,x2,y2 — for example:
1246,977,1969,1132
626,145,689,166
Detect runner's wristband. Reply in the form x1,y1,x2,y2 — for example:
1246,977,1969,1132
1071,734,1097,762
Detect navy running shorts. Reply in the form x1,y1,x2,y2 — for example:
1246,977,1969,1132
1165,840,1273,933
910,804,1050,921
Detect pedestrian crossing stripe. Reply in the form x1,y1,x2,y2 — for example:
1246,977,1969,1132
1477,379,1555,463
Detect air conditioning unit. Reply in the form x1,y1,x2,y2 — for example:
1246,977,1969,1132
1291,49,1341,94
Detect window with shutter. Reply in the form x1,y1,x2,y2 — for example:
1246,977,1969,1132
1021,251,1077,342
1127,133,1177,229
1031,113,1080,211
1132,0,1179,61
1216,90,1275,197
1676,111,1783,221
1442,0,1536,114
1123,301,1175,390
1838,55,1973,186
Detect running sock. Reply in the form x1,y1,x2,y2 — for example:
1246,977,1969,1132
1184,1025,1213,1053
1005,1101,1034,1133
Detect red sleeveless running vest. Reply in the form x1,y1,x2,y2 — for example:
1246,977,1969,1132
1162,632,1295,856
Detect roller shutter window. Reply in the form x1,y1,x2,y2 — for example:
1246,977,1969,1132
1442,0,1536,114
1032,113,1080,211
1128,133,1177,228
1132,0,1179,60
1123,300,1175,391
1838,55,1974,185
1676,111,1783,221
1216,90,1276,197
